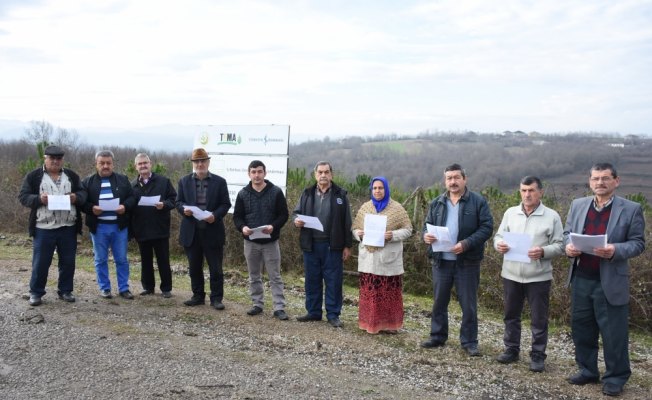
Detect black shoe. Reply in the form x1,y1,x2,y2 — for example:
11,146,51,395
58,292,76,303
296,314,321,322
29,294,42,306
529,353,545,372
161,291,172,298
327,317,343,328
140,289,154,296
119,290,134,300
602,382,623,397
211,301,225,310
464,345,481,357
273,310,289,320
184,297,205,306
567,372,600,385
496,350,519,364
100,290,112,299
529,359,545,372
420,338,445,348
247,306,263,316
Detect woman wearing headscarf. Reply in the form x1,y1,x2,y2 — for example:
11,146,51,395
352,177,413,334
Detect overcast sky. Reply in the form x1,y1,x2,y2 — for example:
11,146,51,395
1,0,651,144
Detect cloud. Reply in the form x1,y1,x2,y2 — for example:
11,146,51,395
0,0,650,137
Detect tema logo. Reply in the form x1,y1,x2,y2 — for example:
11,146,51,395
218,132,241,145
199,132,209,146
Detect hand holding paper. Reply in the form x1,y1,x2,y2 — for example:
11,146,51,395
362,214,387,247
183,205,213,221
569,233,608,256
249,226,272,240
501,232,533,263
99,198,120,211
138,195,161,206
426,224,455,252
47,195,72,211
295,214,324,232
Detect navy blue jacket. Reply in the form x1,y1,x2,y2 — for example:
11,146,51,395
293,182,352,252
423,188,493,265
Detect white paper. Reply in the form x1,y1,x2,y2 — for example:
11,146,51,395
47,195,71,211
570,233,608,256
426,224,455,252
502,232,533,263
138,195,160,206
362,214,387,247
99,198,120,211
249,226,272,240
183,205,213,221
296,214,324,232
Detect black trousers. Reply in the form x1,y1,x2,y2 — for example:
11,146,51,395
184,228,224,302
502,278,551,357
138,237,172,292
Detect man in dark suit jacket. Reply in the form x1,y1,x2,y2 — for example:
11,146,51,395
131,153,177,298
563,163,645,397
176,148,231,310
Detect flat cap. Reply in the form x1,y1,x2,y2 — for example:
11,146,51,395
44,145,65,157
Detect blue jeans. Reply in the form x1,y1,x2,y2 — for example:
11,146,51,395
571,276,631,387
429,259,480,348
302,241,343,320
91,223,130,293
30,226,77,297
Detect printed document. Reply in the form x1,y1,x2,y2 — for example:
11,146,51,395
362,214,387,247
183,206,213,221
99,198,120,211
249,226,272,240
138,195,160,206
426,224,455,252
296,214,324,232
502,232,533,263
47,195,71,211
570,233,608,256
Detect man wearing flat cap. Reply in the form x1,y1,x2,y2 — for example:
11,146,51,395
176,148,231,309
19,145,87,306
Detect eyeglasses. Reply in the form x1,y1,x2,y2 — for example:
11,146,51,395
48,156,63,160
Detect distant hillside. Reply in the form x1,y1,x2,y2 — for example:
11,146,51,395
289,133,652,200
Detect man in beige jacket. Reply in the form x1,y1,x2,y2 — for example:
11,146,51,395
493,176,564,373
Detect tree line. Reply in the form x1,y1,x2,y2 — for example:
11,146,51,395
1,121,650,332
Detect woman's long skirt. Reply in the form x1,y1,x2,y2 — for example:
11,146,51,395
358,272,403,334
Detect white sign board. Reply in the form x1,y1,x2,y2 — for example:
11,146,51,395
210,155,287,186
192,125,290,213
193,125,289,155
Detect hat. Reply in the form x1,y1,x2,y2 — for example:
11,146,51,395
190,148,211,161
44,145,65,157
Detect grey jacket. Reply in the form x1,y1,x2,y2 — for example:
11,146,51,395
563,195,646,305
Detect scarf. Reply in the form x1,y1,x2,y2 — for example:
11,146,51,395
370,176,390,212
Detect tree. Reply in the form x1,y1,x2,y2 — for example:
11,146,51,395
24,120,54,145
24,120,81,152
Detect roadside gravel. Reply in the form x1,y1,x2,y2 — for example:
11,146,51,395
1,241,650,399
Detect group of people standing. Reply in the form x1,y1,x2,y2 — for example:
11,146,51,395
19,146,645,398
